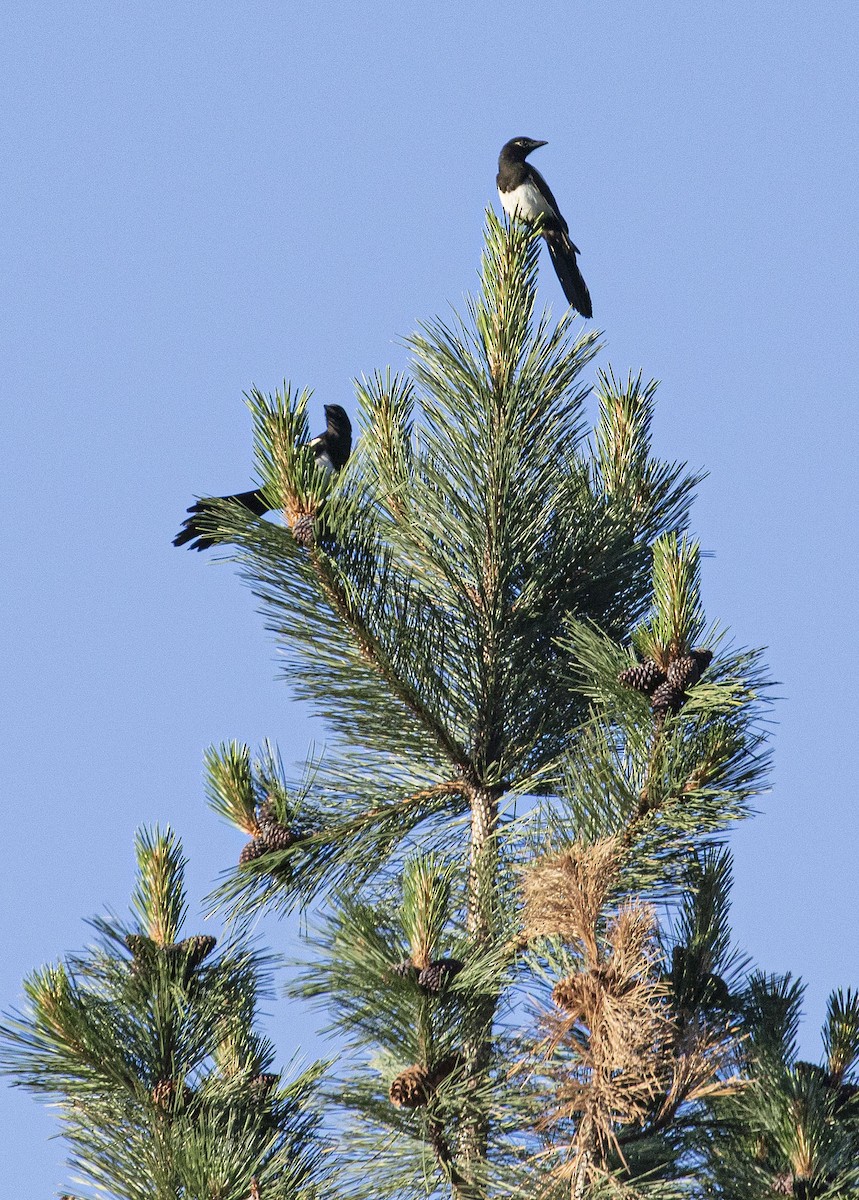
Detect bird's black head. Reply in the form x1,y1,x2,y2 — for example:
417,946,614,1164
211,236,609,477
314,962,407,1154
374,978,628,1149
499,137,548,165
324,404,352,438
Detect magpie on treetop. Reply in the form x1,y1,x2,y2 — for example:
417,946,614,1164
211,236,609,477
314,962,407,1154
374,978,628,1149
173,403,352,551
496,137,592,319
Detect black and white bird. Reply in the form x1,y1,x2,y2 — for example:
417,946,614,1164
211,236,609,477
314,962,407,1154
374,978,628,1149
496,137,592,318
173,403,352,551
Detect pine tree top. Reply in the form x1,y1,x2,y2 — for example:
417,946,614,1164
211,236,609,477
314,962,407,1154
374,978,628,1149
0,827,324,1200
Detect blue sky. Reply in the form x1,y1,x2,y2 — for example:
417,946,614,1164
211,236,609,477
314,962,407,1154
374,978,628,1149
2,3,857,1192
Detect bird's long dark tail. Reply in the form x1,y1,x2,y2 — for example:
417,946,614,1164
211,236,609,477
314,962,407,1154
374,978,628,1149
544,229,593,318
173,488,269,551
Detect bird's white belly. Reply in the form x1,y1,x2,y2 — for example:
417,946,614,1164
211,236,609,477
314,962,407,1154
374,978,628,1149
498,178,554,221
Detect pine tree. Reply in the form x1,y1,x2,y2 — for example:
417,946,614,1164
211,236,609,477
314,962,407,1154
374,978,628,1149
4,208,851,1197
0,828,324,1200
701,978,859,1197
196,213,773,1198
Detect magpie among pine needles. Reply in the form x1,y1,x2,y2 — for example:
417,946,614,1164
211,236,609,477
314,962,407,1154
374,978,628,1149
496,136,592,318
173,403,352,551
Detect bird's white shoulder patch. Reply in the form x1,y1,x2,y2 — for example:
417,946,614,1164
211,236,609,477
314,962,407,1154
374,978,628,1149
498,178,555,221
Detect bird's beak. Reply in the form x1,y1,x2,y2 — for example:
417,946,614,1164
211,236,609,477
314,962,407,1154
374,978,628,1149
533,140,548,149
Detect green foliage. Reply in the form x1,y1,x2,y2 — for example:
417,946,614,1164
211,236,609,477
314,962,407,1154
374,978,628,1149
591,369,701,544
204,740,257,832
633,533,706,663
291,853,512,1200
0,827,324,1200
130,825,188,946
6,165,850,1200
823,990,859,1085
667,847,748,1015
204,214,708,923
528,535,770,907
400,856,457,966
183,213,787,1199
702,976,859,1197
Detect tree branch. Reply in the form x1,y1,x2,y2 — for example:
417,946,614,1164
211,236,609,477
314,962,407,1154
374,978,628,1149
309,547,476,779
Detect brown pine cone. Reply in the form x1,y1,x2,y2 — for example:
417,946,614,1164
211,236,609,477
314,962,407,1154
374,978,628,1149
292,513,315,547
256,798,297,850
389,1055,460,1108
418,958,464,993
389,1064,433,1108
257,820,297,851
551,976,581,1014
552,974,609,1017
257,797,279,823
151,1078,175,1108
691,647,713,673
667,647,713,690
151,1078,193,1110
239,838,268,865
176,935,217,969
124,931,154,960
248,1073,280,1102
667,655,697,690
124,926,157,974
700,971,732,1011
618,659,666,695
651,680,685,714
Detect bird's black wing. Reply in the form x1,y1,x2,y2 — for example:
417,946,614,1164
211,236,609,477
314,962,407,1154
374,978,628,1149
526,164,576,246
173,488,269,551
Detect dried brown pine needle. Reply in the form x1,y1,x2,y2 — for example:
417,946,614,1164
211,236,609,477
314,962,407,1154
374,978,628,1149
522,837,622,957
538,902,668,1162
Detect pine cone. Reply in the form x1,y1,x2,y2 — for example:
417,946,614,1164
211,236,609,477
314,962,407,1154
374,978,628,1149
176,935,217,969
292,512,315,547
258,820,297,851
551,976,580,1014
389,958,418,980
651,680,685,714
771,1175,794,1196
257,796,278,823
418,958,464,993
591,961,634,998
248,1073,280,1101
692,646,713,673
125,933,159,977
666,655,695,690
667,647,713,691
255,799,298,850
700,971,732,1011
389,1064,433,1108
389,1056,460,1108
125,933,156,963
151,1078,174,1108
618,658,666,694
239,838,268,865
151,1078,193,1110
